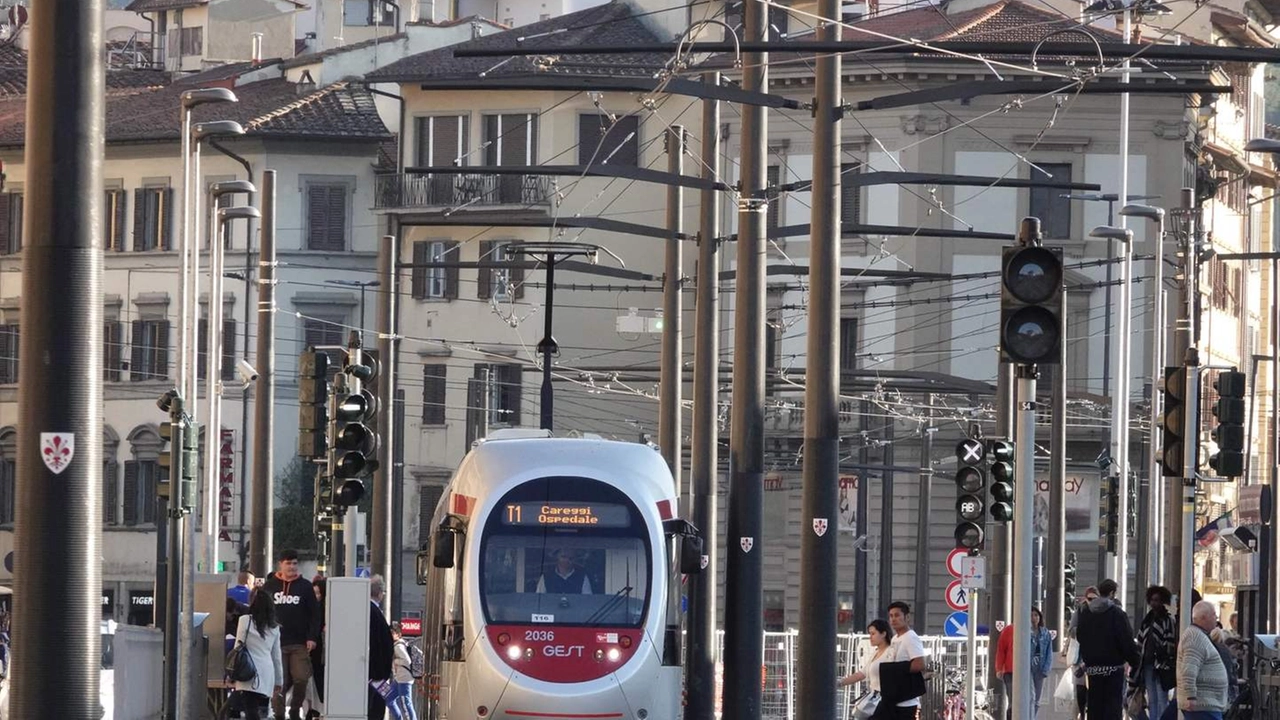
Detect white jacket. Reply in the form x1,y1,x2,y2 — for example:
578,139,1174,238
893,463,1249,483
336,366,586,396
233,614,284,698
393,640,414,684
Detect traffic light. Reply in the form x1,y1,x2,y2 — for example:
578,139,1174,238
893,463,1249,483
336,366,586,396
157,421,176,501
181,421,200,513
1161,366,1190,477
999,238,1063,365
954,439,986,550
1209,370,1246,478
988,439,1015,522
329,344,379,510
1100,475,1119,553
298,349,330,458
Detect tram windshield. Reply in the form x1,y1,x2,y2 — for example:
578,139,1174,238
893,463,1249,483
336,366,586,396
479,477,651,628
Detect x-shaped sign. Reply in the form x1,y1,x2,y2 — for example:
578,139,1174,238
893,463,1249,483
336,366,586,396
956,439,984,465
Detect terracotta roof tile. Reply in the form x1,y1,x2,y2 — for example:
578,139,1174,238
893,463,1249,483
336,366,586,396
0,45,168,97
843,0,1121,44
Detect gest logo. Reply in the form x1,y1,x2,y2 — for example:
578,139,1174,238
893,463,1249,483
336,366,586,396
274,592,302,605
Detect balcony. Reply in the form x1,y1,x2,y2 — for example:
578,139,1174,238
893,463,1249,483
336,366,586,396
375,172,555,211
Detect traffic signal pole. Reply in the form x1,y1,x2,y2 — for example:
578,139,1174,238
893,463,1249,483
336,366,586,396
250,170,277,578
1047,290,1067,649
1012,364,1037,720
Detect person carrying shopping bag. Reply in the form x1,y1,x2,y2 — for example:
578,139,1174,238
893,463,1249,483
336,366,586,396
838,619,894,719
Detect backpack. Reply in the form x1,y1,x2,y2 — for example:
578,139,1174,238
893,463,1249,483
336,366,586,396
407,640,425,679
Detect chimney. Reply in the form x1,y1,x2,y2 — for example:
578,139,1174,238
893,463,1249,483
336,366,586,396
251,32,264,65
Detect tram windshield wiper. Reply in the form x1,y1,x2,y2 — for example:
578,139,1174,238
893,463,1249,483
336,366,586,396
585,584,633,626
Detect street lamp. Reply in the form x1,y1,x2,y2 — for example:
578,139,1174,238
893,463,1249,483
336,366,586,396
1119,203,1166,590
325,279,382,341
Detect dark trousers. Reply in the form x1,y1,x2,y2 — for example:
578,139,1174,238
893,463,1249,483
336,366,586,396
891,706,919,720
369,686,387,720
234,691,270,720
1085,670,1126,720
1075,683,1088,720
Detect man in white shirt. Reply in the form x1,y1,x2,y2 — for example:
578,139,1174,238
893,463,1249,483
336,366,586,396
888,601,926,719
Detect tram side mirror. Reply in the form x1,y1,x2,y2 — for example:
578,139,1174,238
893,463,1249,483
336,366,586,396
680,534,704,575
415,549,431,585
433,529,455,569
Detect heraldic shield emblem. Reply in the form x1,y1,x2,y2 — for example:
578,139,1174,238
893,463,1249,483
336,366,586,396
41,433,74,475
740,536,754,553
813,518,829,536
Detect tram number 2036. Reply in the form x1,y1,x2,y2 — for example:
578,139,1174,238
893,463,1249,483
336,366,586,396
526,630,556,642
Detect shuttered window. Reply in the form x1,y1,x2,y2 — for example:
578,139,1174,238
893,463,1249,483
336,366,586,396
766,165,780,238
197,317,237,381
130,320,170,381
840,162,862,228
305,183,349,251
477,240,524,301
415,115,468,167
0,459,13,525
412,240,457,300
475,363,522,426
104,459,118,525
578,114,639,167
483,114,537,204
104,321,123,381
123,460,158,526
422,364,446,425
133,187,174,251
0,192,22,255
839,317,859,373
0,324,18,384
105,189,127,251
418,483,445,547
1028,163,1072,239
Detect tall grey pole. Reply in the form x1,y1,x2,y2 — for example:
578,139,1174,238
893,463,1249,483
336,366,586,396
250,170,276,578
990,360,1014,719
723,0,766,716
1162,189,1193,618
15,1,104,714
1179,190,1202,634
685,72,720,720
797,1,840,714
1013,364,1038,720
1114,7,1134,605
1272,205,1280,631
660,125,684,485
1047,299,1067,649
914,396,934,631
163,416,188,720
343,334,363,576
372,235,396,611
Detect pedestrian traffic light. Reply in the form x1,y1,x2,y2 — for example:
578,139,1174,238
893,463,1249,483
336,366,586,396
298,348,330,458
1161,366,1190,477
1209,369,1246,478
954,438,986,550
1100,475,1119,553
988,439,1015,522
999,230,1063,365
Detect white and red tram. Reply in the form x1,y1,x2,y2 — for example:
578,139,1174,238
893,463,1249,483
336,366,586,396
416,429,702,720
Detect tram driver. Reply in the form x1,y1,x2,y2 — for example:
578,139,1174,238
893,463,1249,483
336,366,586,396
536,549,593,595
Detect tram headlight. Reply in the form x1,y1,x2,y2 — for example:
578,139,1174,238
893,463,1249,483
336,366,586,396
506,645,522,661
607,648,622,662
525,647,534,660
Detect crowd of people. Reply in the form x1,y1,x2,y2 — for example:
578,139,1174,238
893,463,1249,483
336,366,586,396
222,549,420,720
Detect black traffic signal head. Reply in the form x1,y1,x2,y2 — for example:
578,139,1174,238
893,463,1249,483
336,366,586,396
298,349,331,458
954,438,987,549
1000,244,1063,365
1209,370,1246,478
335,478,365,507
987,439,1015,523
1161,366,1188,477
955,522,984,550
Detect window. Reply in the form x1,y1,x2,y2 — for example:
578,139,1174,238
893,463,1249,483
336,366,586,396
304,181,350,251
133,187,174,251
104,321,123,382
475,363,522,427
123,459,158,526
105,189,127,251
412,240,457,300
170,26,202,56
726,2,790,37
0,324,17,385
840,317,859,373
130,319,170,381
104,457,118,526
578,114,639,167
0,458,12,525
198,317,237,381
483,113,537,203
417,482,445,547
764,589,785,631
422,364,447,425
303,316,346,378
1028,163,1072,239
344,0,394,25
841,162,862,227
415,115,468,167
766,164,781,238
477,240,524,301
0,191,22,255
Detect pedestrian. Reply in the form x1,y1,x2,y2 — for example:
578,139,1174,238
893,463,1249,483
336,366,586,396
231,589,284,720
262,549,322,720
229,570,255,606
995,608,1052,719
1133,585,1178,720
1064,587,1099,720
1208,627,1238,707
838,618,892,692
306,577,326,720
390,622,419,720
1176,601,1229,720
1075,579,1140,720
368,575,395,720
882,601,926,720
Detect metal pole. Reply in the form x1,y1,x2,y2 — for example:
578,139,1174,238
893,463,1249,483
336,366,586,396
15,2,104,714
1272,208,1280,632
178,112,193,404
660,125,684,485
1179,193,1202,636
797,1,840,713
238,186,255,572
250,170,276,578
1164,189,1194,599
1146,216,1167,589
1114,8,1134,601
1048,293,1067,649
372,235,396,609
1013,366,1038,720
854,398,870,628
204,210,226,572
685,71,720,720
914,396,934,631
163,418,187,720
724,0,766,715
190,143,203,423
990,360,1014,720
343,335,362,576
539,258,556,431
967,589,978,720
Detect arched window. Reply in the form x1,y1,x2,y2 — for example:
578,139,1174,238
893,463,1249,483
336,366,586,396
104,426,120,526
125,425,163,527
0,427,14,525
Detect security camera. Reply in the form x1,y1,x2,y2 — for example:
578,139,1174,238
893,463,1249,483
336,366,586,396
236,359,259,383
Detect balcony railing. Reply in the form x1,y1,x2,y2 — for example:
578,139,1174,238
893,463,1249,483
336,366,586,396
375,172,555,210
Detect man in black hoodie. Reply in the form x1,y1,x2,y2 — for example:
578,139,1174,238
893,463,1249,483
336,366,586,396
263,549,322,720
1075,579,1140,720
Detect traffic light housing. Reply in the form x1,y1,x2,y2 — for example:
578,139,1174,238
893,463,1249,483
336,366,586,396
999,241,1063,365
181,421,200,512
298,349,330,458
329,347,380,510
1161,366,1189,477
1209,370,1246,478
988,439,1015,522
1100,475,1119,554
954,439,986,550
157,421,175,500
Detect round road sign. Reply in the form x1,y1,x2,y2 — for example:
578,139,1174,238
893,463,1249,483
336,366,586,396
945,579,970,611
946,547,968,577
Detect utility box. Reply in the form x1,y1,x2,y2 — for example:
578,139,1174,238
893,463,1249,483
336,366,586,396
113,624,164,720
325,577,372,720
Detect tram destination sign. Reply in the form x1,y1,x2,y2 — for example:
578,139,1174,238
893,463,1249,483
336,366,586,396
502,501,630,528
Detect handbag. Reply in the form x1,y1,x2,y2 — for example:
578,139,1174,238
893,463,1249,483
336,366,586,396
225,640,257,683
851,690,880,720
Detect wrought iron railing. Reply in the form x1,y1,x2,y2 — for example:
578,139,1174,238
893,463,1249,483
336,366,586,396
375,172,555,210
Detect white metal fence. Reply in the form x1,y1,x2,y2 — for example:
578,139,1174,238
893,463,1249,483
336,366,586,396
714,632,992,720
